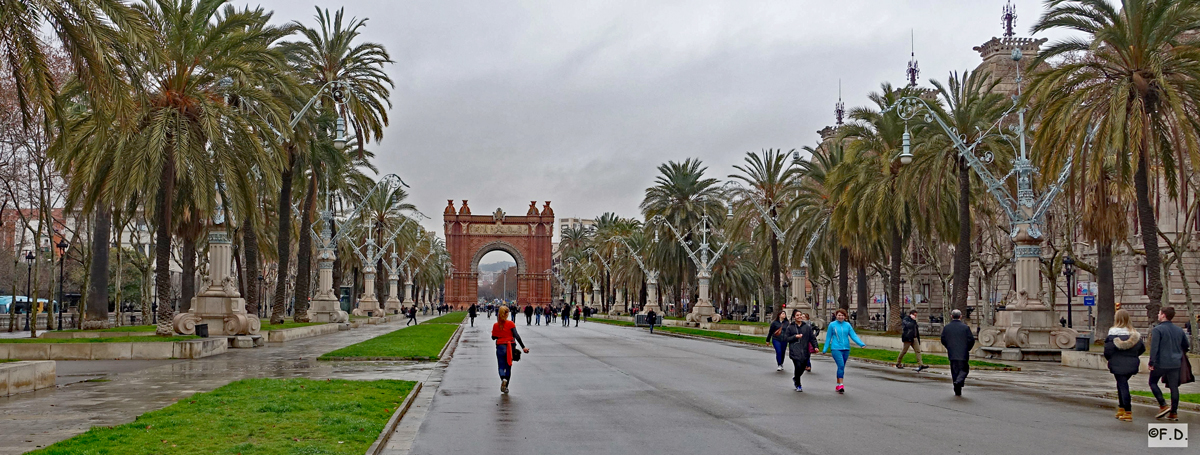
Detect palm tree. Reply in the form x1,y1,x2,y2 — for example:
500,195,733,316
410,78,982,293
282,7,393,322
121,0,293,334
729,149,800,315
641,159,723,316
787,141,847,315
1028,0,1200,321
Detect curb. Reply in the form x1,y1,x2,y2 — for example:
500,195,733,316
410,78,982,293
1103,392,1200,413
366,381,423,455
436,324,465,360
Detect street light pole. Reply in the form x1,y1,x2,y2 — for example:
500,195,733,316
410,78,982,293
1063,256,1075,329
57,239,68,331
24,251,34,337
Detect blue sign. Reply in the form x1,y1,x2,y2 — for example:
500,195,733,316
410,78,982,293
1083,296,1096,306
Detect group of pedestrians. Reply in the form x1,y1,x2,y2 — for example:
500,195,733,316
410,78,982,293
1104,307,1192,422
768,309,823,392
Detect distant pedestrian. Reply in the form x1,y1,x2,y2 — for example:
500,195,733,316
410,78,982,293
562,305,571,327
573,305,581,327
646,309,658,334
1149,307,1190,421
783,310,817,392
768,311,790,371
940,309,976,396
1104,309,1145,422
491,306,529,394
534,306,543,325
524,305,534,326
897,309,928,372
509,304,518,322
822,308,866,393
406,306,418,326
468,304,478,327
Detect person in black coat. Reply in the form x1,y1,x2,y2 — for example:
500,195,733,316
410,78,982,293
468,304,478,327
896,310,928,371
561,305,571,327
646,309,658,334
940,309,976,396
782,310,818,392
573,305,582,327
1103,309,1145,421
524,305,534,326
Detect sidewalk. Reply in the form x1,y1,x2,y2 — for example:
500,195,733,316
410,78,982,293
0,313,447,455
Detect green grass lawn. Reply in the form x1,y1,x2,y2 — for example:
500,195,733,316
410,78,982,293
61,324,157,333
260,322,324,331
28,378,415,455
0,359,16,363
0,335,198,343
424,311,466,324
319,324,458,360
591,318,634,327
1132,390,1200,404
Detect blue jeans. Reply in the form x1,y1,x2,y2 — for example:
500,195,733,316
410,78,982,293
771,339,786,366
832,349,850,379
496,344,511,379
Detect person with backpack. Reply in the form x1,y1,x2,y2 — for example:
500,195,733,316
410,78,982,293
896,309,929,372
822,308,866,393
767,311,790,371
1104,309,1145,422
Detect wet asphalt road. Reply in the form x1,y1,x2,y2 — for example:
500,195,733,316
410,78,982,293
410,317,1197,455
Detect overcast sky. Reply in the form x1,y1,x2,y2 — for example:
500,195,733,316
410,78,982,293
250,0,1075,239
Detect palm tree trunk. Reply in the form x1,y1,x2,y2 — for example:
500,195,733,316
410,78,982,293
838,247,849,310
243,223,260,316
85,206,111,328
1134,151,1162,321
856,264,868,325
154,158,176,336
1096,241,1115,340
272,150,296,324
953,160,971,317
888,227,902,333
180,235,196,313
293,174,317,322
769,227,781,310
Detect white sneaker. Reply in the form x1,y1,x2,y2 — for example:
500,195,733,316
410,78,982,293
777,365,784,371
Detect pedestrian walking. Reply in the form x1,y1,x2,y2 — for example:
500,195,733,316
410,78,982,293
822,308,866,393
406,306,418,326
509,304,518,322
468,304,478,327
783,310,817,392
1104,309,1145,422
801,313,816,372
562,305,571,327
646,309,658,334
897,309,929,372
491,306,529,394
573,305,581,327
535,306,543,325
767,311,790,371
940,309,976,396
1149,306,1191,421
524,304,534,326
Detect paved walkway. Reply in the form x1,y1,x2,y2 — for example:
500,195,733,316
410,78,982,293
407,318,1197,455
0,313,447,454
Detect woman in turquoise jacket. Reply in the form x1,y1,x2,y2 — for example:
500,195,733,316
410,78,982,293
822,308,866,393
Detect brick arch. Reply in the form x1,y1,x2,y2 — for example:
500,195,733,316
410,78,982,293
443,200,554,308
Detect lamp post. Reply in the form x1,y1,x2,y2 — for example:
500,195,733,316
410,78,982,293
56,239,68,331
1062,256,1075,329
24,251,34,336
257,274,264,318
651,205,733,323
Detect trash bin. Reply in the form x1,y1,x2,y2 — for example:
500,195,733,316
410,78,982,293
1074,334,1093,351
195,323,209,338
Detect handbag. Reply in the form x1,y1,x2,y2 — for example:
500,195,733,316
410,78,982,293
511,343,522,362
1181,355,1195,384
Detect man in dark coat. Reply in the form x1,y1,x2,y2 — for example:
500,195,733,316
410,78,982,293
561,305,571,327
783,310,818,392
646,309,658,334
897,310,929,372
524,304,534,326
1149,307,1191,421
940,309,975,396
468,304,478,327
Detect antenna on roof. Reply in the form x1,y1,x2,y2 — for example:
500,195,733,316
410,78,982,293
906,30,919,87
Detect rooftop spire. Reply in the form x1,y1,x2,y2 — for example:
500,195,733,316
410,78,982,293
835,80,844,126
906,30,919,87
1002,0,1017,39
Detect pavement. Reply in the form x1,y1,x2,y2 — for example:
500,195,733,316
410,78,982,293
0,313,446,454
406,317,1198,455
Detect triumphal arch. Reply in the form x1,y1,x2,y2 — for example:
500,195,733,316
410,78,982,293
443,200,554,308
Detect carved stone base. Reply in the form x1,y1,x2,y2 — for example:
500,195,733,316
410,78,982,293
686,304,721,323
80,320,112,330
978,308,1078,358
352,297,381,317
173,294,261,337
310,297,348,323
384,297,402,315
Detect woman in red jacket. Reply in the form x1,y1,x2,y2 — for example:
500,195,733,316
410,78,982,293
492,306,530,393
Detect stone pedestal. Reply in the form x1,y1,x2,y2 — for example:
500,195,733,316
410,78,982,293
609,289,624,315
173,228,261,337
640,278,661,315
977,226,1077,358
686,273,721,323
352,268,382,316
384,272,401,315
311,249,348,323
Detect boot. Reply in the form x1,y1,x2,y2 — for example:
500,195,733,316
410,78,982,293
1118,409,1132,422
1114,408,1124,419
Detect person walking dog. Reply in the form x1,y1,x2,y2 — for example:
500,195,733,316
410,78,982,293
783,310,817,392
1104,309,1145,422
897,309,929,372
491,306,529,394
940,309,976,396
822,308,866,393
1149,307,1191,421
768,311,790,371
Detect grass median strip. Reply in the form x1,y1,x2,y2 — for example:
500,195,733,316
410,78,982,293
0,335,198,343
424,311,467,324
319,323,458,360
29,377,415,455
594,317,1011,369
1132,390,1200,405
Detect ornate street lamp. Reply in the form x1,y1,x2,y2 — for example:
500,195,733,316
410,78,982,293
56,239,68,331
650,204,734,323
24,251,34,335
1062,256,1075,329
